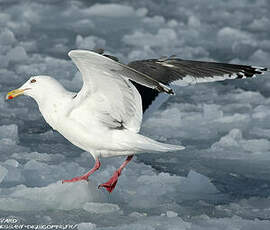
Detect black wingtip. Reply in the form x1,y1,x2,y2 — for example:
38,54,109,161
234,65,268,79
168,88,175,95
251,66,268,73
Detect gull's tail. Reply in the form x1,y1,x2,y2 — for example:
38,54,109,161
115,131,185,153
135,135,185,153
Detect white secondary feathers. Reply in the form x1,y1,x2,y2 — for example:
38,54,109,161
68,50,143,132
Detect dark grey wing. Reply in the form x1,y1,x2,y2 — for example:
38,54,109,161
128,58,268,85
92,49,268,112
128,58,268,112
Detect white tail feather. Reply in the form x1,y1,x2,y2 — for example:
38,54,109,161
136,136,185,152
116,131,185,153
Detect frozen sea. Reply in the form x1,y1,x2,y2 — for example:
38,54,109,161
0,0,270,229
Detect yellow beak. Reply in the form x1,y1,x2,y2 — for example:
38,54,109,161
6,89,27,100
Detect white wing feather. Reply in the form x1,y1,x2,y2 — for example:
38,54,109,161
68,50,142,133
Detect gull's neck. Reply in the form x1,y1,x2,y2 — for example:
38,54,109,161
33,83,73,130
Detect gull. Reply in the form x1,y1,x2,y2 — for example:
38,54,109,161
6,49,268,192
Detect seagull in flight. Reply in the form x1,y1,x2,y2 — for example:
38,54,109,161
6,49,268,192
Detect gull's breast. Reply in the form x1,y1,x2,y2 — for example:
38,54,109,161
55,114,115,153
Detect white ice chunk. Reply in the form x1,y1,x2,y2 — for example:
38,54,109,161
242,139,270,153
83,202,121,214
11,151,65,163
0,165,8,183
181,170,219,194
0,138,29,158
215,113,248,124
129,212,147,218
3,159,19,167
77,223,96,230
166,210,178,218
22,159,88,187
216,196,270,220
210,129,270,157
94,215,191,230
0,181,103,211
2,164,24,184
211,129,242,151
0,124,18,141
191,215,270,230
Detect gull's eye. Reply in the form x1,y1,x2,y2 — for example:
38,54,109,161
30,79,37,83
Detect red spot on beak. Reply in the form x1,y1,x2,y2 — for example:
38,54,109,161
8,95,14,100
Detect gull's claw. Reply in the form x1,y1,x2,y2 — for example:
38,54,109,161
98,170,120,193
62,175,89,183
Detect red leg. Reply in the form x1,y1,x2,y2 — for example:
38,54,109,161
98,155,133,193
62,158,101,183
